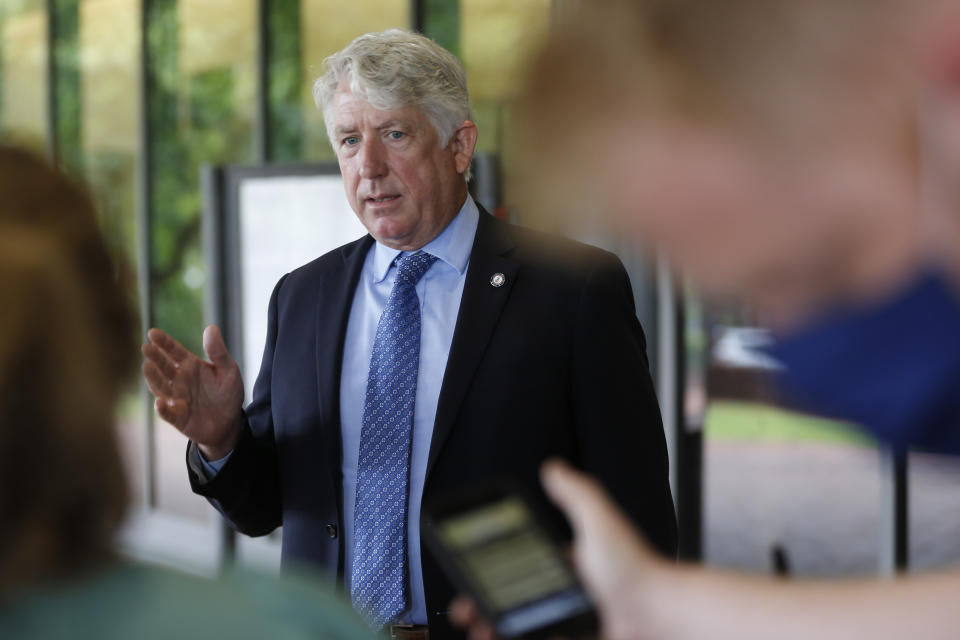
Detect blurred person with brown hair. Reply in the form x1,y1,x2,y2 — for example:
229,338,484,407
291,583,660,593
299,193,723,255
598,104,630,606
0,145,372,639
454,0,960,638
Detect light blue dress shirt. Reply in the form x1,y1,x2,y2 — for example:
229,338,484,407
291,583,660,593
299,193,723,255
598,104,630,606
340,196,478,624
201,195,479,625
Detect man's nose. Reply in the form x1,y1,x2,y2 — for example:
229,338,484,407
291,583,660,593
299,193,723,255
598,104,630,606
358,137,387,180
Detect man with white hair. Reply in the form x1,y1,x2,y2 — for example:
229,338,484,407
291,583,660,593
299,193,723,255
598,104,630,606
141,30,677,639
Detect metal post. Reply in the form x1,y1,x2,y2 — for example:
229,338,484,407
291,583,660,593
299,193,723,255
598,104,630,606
201,165,237,568
895,450,909,570
411,0,425,32
657,255,678,509
137,0,157,508
879,447,909,574
45,0,57,161
0,9,5,134
657,256,702,561
255,0,269,163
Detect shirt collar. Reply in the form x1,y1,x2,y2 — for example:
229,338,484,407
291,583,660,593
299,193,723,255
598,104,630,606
370,195,480,284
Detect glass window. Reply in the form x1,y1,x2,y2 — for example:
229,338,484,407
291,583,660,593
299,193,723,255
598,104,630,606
458,0,551,215
77,0,146,507
697,305,885,576
265,1,411,163
459,0,550,155
0,0,49,151
298,0,410,161
146,0,257,520
269,0,551,186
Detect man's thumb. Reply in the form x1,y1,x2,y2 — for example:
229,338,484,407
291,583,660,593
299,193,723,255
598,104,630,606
203,325,234,369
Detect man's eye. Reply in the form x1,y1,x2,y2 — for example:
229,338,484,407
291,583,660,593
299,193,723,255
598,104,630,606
388,131,405,140
343,136,359,146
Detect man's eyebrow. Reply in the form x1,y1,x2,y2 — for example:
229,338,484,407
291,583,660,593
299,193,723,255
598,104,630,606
333,119,415,136
375,119,412,131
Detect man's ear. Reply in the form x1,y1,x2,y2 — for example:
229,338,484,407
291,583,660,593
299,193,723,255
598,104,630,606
449,121,479,175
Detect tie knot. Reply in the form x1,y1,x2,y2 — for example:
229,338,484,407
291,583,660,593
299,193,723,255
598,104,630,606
394,251,438,287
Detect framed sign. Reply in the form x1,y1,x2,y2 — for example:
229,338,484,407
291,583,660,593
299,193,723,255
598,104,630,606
203,163,367,400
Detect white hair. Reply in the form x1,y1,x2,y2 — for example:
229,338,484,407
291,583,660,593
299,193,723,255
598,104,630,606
313,29,474,180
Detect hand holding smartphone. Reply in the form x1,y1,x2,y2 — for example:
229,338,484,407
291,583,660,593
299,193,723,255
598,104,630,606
423,483,597,639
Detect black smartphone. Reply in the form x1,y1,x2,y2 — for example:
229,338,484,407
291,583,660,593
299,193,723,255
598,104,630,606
423,482,597,639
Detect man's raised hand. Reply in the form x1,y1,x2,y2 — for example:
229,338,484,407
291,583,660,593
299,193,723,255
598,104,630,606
141,325,244,461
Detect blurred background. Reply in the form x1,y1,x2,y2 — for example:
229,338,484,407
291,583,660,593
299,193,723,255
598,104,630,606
2,0,959,581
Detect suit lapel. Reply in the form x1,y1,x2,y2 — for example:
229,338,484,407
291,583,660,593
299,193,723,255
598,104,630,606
426,210,517,479
315,235,374,476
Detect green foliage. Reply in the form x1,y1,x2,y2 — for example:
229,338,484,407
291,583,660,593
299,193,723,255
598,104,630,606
147,0,197,354
1,0,517,362
146,0,252,356
268,0,303,162
52,0,82,175
1,0,46,19
423,0,459,58
705,400,873,447
87,151,138,273
471,100,501,154
0,1,59,154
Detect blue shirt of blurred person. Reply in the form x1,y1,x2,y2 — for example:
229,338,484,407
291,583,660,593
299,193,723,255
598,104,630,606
770,270,960,454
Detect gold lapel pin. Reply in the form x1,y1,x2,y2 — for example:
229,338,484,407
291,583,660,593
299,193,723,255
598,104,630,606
490,273,506,288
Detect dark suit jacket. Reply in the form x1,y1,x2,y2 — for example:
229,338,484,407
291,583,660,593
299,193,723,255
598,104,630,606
188,210,677,637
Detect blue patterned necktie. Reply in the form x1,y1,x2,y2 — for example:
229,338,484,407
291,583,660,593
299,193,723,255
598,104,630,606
351,250,438,628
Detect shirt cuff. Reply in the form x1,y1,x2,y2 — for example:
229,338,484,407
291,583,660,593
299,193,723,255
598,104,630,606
197,447,233,477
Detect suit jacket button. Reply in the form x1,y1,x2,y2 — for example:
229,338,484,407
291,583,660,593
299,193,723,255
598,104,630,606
326,524,338,539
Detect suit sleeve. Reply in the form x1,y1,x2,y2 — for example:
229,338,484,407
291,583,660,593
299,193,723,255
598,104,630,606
570,252,679,557
186,275,288,537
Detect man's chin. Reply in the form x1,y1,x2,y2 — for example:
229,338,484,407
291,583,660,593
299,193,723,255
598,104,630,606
367,218,418,249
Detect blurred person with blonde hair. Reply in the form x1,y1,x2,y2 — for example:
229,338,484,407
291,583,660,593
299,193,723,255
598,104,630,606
0,146,372,639
454,0,960,638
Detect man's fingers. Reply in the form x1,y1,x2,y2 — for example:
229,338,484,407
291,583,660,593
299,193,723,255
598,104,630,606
468,622,499,640
449,597,478,627
155,396,187,428
142,341,180,380
203,325,235,370
147,328,193,364
142,360,175,399
450,597,498,640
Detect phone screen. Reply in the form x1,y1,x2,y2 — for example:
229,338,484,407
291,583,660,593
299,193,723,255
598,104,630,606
432,495,593,637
